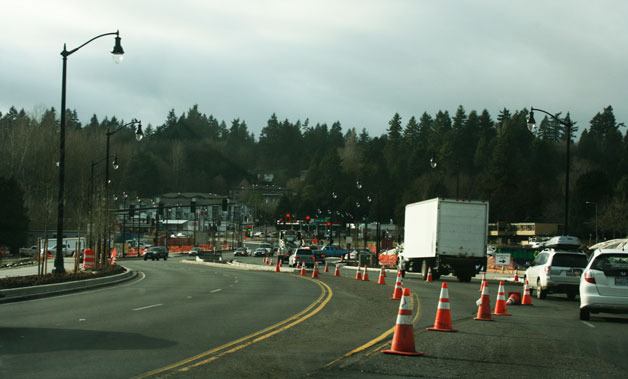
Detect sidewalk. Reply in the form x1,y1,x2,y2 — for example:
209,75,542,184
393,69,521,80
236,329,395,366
0,258,78,279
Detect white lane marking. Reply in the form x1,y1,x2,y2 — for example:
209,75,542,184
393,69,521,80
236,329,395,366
133,303,163,311
582,321,595,328
210,289,222,293
78,318,86,322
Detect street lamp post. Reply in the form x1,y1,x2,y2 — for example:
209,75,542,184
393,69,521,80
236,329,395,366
104,119,143,263
585,201,598,243
55,30,125,274
527,107,574,234
119,192,128,257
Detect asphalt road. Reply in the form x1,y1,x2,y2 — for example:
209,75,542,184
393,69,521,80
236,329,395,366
321,269,628,378
2,256,627,378
0,257,321,378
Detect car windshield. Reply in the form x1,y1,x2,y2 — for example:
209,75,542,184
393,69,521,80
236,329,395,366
551,254,588,268
591,254,628,271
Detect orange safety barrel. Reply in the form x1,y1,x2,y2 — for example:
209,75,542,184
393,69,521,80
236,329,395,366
82,248,95,270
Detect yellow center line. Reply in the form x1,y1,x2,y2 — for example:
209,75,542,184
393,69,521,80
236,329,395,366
325,292,422,367
135,276,332,378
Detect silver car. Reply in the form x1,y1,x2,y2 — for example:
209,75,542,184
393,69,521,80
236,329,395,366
524,248,588,300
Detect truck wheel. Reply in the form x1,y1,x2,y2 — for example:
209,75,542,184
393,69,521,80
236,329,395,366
457,274,472,282
421,260,428,277
411,260,420,273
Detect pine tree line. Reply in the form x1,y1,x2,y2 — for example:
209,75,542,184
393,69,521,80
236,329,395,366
0,104,626,241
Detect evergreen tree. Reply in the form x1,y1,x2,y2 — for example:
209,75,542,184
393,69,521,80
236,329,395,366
0,177,29,254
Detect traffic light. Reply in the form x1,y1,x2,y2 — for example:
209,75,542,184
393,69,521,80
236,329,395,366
305,215,311,223
129,204,135,217
190,199,197,213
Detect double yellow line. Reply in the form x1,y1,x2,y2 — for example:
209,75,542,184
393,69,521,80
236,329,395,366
324,293,421,367
136,277,333,378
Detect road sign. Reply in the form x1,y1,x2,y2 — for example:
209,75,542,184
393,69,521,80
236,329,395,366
495,253,511,266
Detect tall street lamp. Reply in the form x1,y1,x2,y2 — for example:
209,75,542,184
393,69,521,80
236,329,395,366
585,201,598,243
104,119,143,261
527,107,574,234
55,30,125,274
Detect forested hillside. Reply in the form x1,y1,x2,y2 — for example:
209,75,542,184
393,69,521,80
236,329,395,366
1,104,626,239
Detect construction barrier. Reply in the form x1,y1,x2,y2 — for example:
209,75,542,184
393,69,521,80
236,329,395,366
82,248,95,270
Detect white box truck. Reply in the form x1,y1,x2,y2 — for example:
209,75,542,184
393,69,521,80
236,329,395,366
400,198,489,282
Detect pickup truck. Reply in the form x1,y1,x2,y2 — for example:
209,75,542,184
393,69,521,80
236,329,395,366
289,247,325,267
319,245,347,258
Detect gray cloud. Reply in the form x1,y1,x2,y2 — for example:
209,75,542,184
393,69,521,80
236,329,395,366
2,0,627,135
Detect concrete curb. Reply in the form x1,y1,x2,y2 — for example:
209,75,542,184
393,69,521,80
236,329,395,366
182,258,297,273
0,267,137,303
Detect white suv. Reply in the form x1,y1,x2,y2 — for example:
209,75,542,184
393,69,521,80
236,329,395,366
524,249,588,300
579,249,628,321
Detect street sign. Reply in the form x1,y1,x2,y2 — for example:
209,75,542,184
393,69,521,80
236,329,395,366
495,253,511,266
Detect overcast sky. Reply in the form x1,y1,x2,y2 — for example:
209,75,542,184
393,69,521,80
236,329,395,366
2,0,627,136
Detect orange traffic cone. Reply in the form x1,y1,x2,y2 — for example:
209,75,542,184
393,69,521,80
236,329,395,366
392,270,404,300
383,288,423,356
334,264,341,277
274,259,281,273
513,272,519,283
493,281,511,316
300,263,307,276
362,266,370,281
312,262,319,279
355,265,363,281
427,281,456,332
474,280,493,321
425,267,433,282
479,272,486,292
521,280,533,305
507,292,521,305
324,262,329,273
377,266,386,285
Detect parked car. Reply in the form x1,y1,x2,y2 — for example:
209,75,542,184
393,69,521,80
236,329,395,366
524,248,588,299
144,246,168,261
188,247,202,256
234,247,249,257
252,248,269,257
259,243,273,254
253,231,265,238
579,249,628,320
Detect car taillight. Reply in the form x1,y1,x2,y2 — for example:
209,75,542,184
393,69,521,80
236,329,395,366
583,271,596,284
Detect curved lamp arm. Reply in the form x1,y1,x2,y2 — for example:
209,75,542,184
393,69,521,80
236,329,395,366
62,30,123,57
